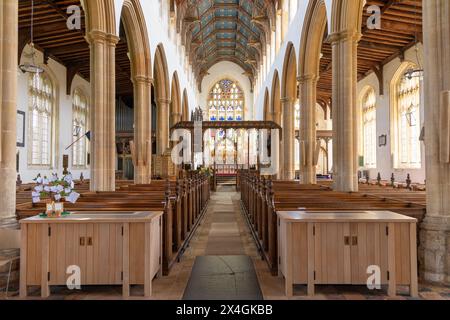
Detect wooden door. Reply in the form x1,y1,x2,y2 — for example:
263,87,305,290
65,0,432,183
86,223,123,285
48,223,87,286
314,223,351,285
350,223,389,285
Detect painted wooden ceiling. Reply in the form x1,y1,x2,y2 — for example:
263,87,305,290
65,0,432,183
176,0,277,89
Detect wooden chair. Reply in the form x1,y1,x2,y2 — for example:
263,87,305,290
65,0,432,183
0,228,20,298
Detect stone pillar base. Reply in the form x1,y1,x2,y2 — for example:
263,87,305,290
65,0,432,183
419,215,450,284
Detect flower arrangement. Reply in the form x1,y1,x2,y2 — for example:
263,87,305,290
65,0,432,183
32,173,80,205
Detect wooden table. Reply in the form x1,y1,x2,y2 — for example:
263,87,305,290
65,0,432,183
20,211,163,299
277,211,418,297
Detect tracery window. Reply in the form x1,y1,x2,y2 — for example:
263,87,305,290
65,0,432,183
29,72,54,167
207,79,245,164
72,89,88,167
362,88,377,168
396,74,421,167
208,79,244,121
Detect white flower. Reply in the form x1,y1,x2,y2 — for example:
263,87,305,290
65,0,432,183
66,192,80,204
32,197,41,204
64,174,73,184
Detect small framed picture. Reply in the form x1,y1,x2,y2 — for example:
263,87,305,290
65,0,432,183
17,111,26,147
379,134,387,147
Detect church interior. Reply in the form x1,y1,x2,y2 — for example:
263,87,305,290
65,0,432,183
0,0,449,301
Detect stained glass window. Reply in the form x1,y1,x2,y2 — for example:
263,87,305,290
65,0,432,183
207,79,245,164
208,79,244,122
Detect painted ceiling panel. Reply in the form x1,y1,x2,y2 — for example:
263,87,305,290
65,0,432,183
180,0,272,86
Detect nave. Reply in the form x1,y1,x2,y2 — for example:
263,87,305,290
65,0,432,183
6,186,448,300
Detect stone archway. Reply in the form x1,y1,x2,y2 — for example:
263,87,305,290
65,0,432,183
298,0,327,184
182,89,189,121
271,70,281,125
270,70,282,179
263,88,271,121
170,71,182,127
280,42,297,180
329,0,365,192
81,0,118,191
154,44,171,155
121,0,153,184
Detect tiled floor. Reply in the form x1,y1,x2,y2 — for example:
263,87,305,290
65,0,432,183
3,187,450,300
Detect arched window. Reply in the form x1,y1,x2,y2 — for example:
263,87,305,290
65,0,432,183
362,88,377,168
207,79,245,164
208,79,244,121
72,89,88,167
29,72,54,166
394,70,422,168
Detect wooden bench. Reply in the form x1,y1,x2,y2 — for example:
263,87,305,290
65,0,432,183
237,170,427,276
16,172,210,275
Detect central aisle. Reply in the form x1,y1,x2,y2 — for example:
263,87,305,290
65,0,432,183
182,186,263,300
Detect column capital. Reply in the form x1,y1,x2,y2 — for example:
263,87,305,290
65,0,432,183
87,29,120,45
133,75,153,85
280,97,295,104
327,29,362,44
298,74,319,84
158,98,171,105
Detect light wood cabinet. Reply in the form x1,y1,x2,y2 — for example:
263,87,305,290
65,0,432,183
277,211,418,297
20,211,163,298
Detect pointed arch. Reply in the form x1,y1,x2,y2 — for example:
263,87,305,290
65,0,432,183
330,0,365,35
154,44,170,102
121,0,152,80
120,0,153,183
182,89,190,121
271,70,281,125
281,42,297,100
154,44,171,154
81,0,116,35
299,0,327,79
263,88,271,121
170,71,182,126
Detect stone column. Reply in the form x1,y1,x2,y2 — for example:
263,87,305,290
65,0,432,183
299,74,318,184
419,0,450,284
170,111,181,127
87,30,119,192
157,98,170,155
281,97,295,180
0,0,18,219
133,75,152,184
329,30,360,192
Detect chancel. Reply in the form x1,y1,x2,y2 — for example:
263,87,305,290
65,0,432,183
0,0,449,302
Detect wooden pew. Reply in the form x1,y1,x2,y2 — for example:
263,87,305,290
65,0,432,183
237,169,427,275
16,172,210,275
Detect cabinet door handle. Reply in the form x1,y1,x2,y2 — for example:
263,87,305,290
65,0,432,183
344,236,350,246
79,237,85,246
352,236,358,246
87,237,93,246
